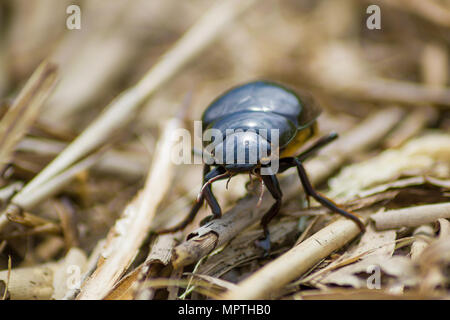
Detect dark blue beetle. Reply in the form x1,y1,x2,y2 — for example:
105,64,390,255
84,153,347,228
160,81,365,251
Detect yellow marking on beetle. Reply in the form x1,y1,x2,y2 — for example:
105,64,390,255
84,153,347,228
280,122,318,158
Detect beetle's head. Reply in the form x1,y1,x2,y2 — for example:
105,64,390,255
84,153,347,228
211,131,271,173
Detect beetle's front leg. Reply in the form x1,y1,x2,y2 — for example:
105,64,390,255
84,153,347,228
255,174,283,255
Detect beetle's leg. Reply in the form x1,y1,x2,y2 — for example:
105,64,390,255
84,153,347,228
198,166,229,225
292,158,365,232
255,174,283,254
157,165,211,234
203,165,211,182
276,158,312,208
277,158,295,173
277,133,338,207
200,164,211,207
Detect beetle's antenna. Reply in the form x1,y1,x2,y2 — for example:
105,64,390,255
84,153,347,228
197,171,230,202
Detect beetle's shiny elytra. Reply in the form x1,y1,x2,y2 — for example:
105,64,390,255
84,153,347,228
158,81,365,251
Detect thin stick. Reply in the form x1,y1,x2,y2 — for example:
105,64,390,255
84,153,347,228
371,202,450,230
221,219,361,299
0,151,103,232
172,107,403,268
133,233,180,300
76,117,182,300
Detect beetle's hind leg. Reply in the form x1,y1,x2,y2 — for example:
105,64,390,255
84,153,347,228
290,157,365,231
255,174,283,255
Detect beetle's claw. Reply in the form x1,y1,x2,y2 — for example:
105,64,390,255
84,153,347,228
255,236,271,256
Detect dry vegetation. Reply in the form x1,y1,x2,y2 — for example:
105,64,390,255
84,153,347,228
0,0,449,300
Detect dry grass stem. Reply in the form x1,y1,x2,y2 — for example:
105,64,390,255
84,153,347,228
342,78,450,106
17,137,148,178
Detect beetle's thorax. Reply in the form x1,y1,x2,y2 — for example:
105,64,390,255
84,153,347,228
211,131,271,172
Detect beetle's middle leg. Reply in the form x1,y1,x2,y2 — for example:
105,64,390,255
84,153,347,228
255,174,283,254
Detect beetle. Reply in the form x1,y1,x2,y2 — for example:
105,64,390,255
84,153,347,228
159,81,365,251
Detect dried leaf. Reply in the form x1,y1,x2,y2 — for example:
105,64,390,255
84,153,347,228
329,133,450,199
